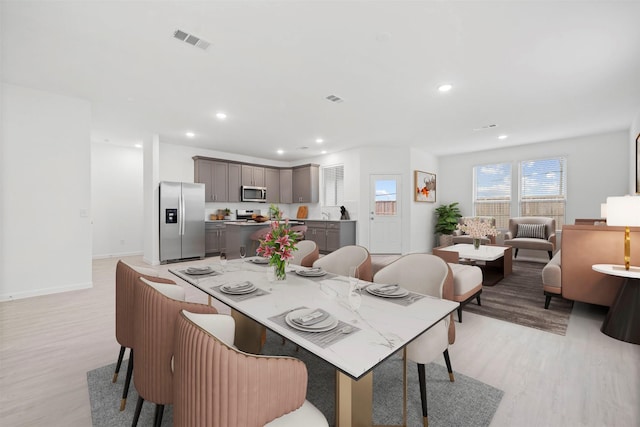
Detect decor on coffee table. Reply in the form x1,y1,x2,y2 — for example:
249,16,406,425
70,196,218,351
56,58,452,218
415,170,436,202
456,217,499,249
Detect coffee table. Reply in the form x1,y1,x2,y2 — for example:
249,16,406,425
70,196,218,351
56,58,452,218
433,244,513,285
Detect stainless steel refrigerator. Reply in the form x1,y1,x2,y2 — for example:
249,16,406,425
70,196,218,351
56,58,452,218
159,181,205,262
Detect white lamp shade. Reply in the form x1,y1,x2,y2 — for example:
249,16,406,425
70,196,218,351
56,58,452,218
606,196,640,227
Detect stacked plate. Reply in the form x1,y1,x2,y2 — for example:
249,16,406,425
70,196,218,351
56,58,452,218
366,283,409,298
186,266,214,275
285,308,338,332
220,281,257,295
296,267,326,277
249,257,269,265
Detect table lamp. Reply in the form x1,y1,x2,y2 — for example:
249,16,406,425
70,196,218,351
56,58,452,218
606,196,640,271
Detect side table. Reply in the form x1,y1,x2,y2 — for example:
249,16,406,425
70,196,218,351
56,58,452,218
592,264,640,345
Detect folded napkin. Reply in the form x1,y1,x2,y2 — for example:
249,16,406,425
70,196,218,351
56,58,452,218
223,281,253,291
292,309,331,326
299,267,323,275
373,284,400,294
187,266,212,273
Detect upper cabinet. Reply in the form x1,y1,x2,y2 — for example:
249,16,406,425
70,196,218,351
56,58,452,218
241,165,265,187
279,169,293,204
228,163,241,202
265,167,280,203
292,164,319,203
194,158,228,202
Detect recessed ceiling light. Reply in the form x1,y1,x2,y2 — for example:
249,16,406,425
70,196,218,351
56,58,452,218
216,112,227,120
186,131,195,138
134,143,142,148
321,150,327,155
438,84,453,92
316,138,324,144
277,149,284,155
498,135,508,140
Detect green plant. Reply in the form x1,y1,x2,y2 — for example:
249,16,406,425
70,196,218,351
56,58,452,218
435,202,462,235
224,208,231,215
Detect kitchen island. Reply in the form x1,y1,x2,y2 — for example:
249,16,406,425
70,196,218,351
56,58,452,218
224,221,271,259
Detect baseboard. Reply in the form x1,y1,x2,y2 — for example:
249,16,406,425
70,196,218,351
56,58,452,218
92,251,143,260
0,281,93,302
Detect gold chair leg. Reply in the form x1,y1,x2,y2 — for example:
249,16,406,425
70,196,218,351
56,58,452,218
423,415,429,427
120,398,126,411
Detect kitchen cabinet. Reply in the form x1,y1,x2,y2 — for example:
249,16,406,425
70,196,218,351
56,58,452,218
279,169,293,204
228,163,241,202
304,220,356,254
292,164,319,203
265,167,280,203
194,158,228,202
241,165,265,187
205,222,226,254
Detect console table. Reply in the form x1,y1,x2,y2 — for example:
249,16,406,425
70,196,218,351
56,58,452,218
592,264,640,345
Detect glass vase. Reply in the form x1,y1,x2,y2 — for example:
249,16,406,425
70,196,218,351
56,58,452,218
274,259,287,281
473,238,481,250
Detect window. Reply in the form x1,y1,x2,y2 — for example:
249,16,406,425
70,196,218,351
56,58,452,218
519,157,566,228
374,179,397,215
322,165,344,206
473,163,512,229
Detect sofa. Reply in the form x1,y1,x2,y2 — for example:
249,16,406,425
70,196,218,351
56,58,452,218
504,216,556,259
542,224,640,308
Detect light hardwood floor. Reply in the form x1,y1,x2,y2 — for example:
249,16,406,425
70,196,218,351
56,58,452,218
1,255,638,426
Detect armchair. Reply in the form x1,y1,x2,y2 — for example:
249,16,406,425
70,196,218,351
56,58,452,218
452,216,497,245
503,217,556,259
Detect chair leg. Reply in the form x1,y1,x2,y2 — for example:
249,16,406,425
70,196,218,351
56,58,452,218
457,307,462,323
544,293,552,309
514,248,519,258
121,348,134,411
153,404,165,427
443,349,454,382
417,363,428,427
476,293,482,306
113,346,126,383
131,396,144,427
548,251,553,260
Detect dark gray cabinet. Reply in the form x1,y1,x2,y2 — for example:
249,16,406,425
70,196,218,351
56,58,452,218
241,165,265,187
228,163,241,202
292,164,319,203
305,220,356,254
205,222,226,254
279,169,293,204
194,158,228,202
265,167,280,203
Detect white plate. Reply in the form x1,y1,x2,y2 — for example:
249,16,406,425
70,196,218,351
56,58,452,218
250,258,269,264
220,282,257,295
366,284,409,298
285,308,338,332
296,269,327,277
186,266,214,275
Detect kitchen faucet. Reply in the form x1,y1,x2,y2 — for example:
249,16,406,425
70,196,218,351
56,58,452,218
321,211,330,220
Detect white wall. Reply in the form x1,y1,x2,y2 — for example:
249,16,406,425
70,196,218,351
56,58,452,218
631,111,640,195
91,142,144,258
438,131,629,221
1,84,92,300
409,148,440,253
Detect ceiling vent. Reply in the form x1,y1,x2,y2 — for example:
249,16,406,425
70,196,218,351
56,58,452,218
173,29,210,50
326,94,344,103
473,124,498,131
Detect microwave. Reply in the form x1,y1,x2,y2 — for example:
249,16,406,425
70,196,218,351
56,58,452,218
241,185,267,202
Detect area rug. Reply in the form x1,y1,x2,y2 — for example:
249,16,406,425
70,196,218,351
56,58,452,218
464,260,574,335
88,332,503,427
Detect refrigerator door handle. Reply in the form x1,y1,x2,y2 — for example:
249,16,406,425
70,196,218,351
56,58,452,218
180,192,185,236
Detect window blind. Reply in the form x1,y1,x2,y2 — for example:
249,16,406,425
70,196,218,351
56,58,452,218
323,165,344,206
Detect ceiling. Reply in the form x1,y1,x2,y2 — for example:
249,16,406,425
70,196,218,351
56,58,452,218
3,1,640,161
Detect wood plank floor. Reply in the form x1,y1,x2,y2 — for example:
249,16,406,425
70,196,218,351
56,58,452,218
1,255,638,426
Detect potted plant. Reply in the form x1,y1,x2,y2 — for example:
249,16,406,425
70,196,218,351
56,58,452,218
435,202,462,245
224,208,232,220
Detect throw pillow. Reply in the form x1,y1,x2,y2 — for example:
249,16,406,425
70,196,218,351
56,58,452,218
516,223,546,239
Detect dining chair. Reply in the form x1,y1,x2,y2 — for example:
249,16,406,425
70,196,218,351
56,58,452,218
132,277,218,427
373,253,456,427
173,310,329,427
289,240,320,267
113,260,176,411
312,245,373,281
290,224,308,240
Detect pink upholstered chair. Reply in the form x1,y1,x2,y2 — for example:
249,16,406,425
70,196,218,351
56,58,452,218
373,254,456,427
131,277,218,426
289,240,320,267
312,245,373,281
113,261,176,411
173,310,328,427
290,225,308,241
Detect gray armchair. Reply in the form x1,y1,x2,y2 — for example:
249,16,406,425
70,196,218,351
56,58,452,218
452,216,497,245
503,217,556,259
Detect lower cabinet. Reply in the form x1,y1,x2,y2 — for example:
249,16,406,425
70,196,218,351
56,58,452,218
305,221,356,254
205,222,226,255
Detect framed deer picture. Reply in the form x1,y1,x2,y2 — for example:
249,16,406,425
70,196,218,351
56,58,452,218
415,170,436,202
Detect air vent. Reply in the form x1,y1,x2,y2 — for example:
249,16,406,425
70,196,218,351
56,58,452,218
473,124,498,131
173,29,210,50
326,94,344,103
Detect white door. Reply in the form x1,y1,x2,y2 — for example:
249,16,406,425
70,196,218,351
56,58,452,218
369,175,402,254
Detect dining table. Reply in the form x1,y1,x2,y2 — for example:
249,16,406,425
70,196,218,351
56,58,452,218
170,257,459,427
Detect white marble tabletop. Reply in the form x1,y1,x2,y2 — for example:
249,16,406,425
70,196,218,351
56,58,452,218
170,258,459,380
592,263,640,279
437,243,507,261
